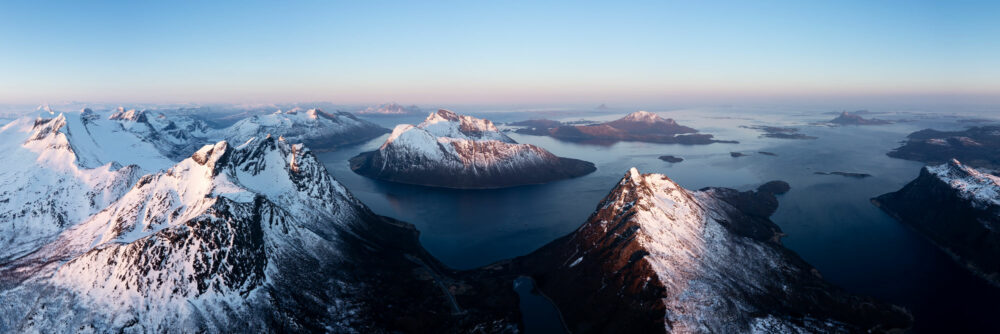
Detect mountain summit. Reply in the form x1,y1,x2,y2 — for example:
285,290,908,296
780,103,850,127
515,168,912,332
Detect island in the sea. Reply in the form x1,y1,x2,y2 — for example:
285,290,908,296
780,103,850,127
511,111,736,145
887,125,1000,169
350,109,596,189
828,111,891,125
658,155,684,163
741,125,818,139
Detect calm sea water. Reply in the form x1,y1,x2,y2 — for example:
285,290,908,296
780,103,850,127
319,107,1000,333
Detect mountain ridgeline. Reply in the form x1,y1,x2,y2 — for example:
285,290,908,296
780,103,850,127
510,169,912,333
873,159,1000,285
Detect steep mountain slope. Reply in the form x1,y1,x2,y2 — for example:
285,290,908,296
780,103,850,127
0,137,520,332
225,108,388,151
514,169,912,333
350,109,595,189
873,159,1000,285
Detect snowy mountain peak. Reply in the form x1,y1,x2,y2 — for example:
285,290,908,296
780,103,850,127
418,109,510,142
108,108,148,122
521,168,912,332
190,141,231,171
23,113,81,169
926,159,1000,208
35,104,55,115
428,109,461,122
352,109,595,188
621,110,675,125
225,107,387,151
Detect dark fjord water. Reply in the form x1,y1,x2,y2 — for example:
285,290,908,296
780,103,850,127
320,107,1000,333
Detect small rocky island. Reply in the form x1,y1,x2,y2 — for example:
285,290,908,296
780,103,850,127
741,125,817,139
873,159,1000,285
350,109,596,189
512,111,736,145
887,125,1000,169
658,155,684,163
829,111,891,125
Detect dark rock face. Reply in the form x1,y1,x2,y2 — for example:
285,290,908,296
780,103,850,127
516,111,736,145
512,169,912,333
829,111,891,125
757,180,791,195
658,155,684,163
887,126,1000,169
873,161,1000,285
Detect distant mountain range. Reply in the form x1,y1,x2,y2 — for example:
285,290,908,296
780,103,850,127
356,103,423,115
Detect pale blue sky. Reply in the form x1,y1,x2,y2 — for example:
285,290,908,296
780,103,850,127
1,0,997,105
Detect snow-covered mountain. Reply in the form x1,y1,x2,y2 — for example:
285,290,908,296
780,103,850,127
0,136,520,332
350,109,596,189
225,108,388,151
873,159,1000,285
356,103,422,115
604,110,697,135
106,107,214,160
0,110,191,261
515,168,912,333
